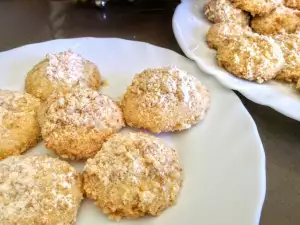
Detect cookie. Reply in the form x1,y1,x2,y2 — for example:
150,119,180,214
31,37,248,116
284,0,300,9
0,155,83,225
251,5,300,35
216,33,284,83
83,132,183,221
25,50,101,101
121,67,210,133
273,32,300,84
0,90,41,160
206,22,252,49
38,88,124,160
204,0,250,25
231,0,282,16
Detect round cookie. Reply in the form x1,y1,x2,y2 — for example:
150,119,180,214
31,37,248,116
204,0,250,25
121,67,210,133
206,22,252,49
231,0,282,16
0,155,82,225
273,32,300,83
251,5,300,35
284,0,300,9
38,88,124,160
0,90,41,160
83,132,183,221
216,33,284,83
25,50,101,101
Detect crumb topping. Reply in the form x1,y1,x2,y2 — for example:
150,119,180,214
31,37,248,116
206,22,251,49
83,132,183,221
274,32,300,68
204,0,249,24
273,32,300,83
218,33,284,83
0,155,82,224
0,90,40,113
129,67,202,105
39,88,124,137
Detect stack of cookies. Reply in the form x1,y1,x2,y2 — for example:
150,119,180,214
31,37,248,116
0,50,210,223
204,0,300,88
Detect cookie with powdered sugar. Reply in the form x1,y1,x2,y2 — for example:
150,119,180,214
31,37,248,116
37,87,124,160
25,50,101,101
204,0,250,25
0,155,83,224
83,132,183,221
0,89,41,160
216,33,284,83
121,67,210,133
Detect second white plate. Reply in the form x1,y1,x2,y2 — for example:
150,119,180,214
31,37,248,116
173,0,300,121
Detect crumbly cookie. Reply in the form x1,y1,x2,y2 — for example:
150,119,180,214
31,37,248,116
83,132,183,221
0,90,41,160
206,22,252,49
121,67,210,133
25,50,101,101
251,5,300,35
38,88,124,160
284,0,300,9
216,33,284,83
204,0,250,25
0,155,83,225
231,0,282,16
273,32,300,83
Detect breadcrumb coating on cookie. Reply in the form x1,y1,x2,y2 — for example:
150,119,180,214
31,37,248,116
0,155,83,225
284,0,300,9
38,88,124,160
25,50,101,101
231,0,282,16
206,22,252,49
273,32,300,83
0,90,41,160
122,67,210,133
251,5,300,35
204,0,250,25
83,132,183,221
217,33,284,83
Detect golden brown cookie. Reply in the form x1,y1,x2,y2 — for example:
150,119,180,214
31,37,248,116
25,50,101,101
273,32,300,84
217,33,284,83
231,0,282,16
284,0,300,9
0,90,41,160
206,22,252,49
204,0,250,25
251,5,300,35
38,88,124,160
122,67,210,133
0,155,83,225
83,132,183,221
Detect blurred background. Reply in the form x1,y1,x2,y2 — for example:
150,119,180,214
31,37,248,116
0,0,180,52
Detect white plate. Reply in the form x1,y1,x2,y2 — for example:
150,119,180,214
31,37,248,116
0,38,265,225
173,0,300,121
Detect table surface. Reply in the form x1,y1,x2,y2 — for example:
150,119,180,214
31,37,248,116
1,0,300,224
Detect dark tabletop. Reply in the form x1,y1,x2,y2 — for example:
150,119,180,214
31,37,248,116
1,0,300,224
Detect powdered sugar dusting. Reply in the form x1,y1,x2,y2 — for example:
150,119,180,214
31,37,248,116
46,50,85,85
0,155,82,224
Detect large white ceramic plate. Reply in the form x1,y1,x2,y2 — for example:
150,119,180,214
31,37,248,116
173,0,300,121
0,38,265,225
